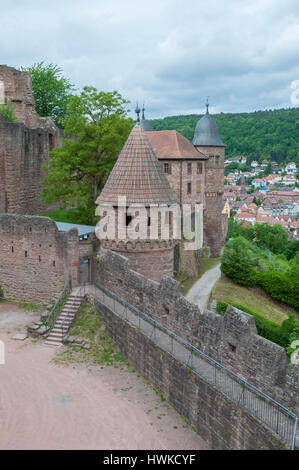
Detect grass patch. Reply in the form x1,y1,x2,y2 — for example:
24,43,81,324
54,300,126,367
0,299,40,312
174,257,220,295
211,276,289,325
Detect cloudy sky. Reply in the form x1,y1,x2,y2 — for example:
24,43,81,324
1,0,299,118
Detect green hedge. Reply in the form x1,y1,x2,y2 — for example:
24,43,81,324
258,271,299,311
221,257,299,311
216,301,299,355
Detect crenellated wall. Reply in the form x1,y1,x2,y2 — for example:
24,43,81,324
93,248,298,415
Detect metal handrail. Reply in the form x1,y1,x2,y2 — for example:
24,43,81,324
60,282,86,332
93,281,298,449
44,276,72,329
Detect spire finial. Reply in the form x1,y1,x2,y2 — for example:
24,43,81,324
135,102,141,124
142,102,145,119
206,96,209,114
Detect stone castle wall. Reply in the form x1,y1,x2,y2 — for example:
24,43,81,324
0,214,80,303
93,249,298,415
95,301,288,450
0,65,62,215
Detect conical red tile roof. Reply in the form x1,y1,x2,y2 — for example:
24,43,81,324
96,125,179,206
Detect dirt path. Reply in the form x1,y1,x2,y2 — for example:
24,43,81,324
186,264,221,312
0,304,208,450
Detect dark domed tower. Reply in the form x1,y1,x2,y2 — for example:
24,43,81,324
96,123,179,282
192,100,226,257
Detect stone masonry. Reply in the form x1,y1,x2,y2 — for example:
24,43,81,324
0,65,62,215
93,249,298,415
0,214,80,303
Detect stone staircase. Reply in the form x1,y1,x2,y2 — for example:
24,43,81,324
44,292,85,346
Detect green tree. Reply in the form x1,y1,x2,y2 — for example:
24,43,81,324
22,62,75,127
41,87,132,224
0,101,17,122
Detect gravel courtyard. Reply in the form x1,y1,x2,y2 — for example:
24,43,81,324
0,303,208,450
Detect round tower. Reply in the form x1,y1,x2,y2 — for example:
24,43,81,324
96,123,179,282
192,100,226,257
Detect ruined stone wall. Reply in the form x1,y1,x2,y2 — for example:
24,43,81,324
92,249,298,414
0,65,37,127
0,115,62,214
94,301,288,450
0,66,63,215
0,214,80,303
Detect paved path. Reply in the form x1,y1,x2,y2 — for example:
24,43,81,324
186,264,221,312
0,303,208,450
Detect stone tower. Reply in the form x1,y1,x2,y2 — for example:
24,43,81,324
192,100,226,257
96,124,179,282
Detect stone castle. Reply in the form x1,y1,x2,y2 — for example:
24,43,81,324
1,66,297,450
0,65,227,285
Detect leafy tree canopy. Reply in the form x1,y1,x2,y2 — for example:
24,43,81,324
22,62,75,128
41,87,133,224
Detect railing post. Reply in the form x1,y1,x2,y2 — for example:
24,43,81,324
276,404,280,434
291,416,298,450
214,366,217,386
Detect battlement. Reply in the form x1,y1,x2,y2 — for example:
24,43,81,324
93,248,298,414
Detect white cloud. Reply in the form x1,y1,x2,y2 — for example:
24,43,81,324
0,0,298,118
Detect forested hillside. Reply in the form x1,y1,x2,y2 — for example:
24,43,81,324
150,108,299,164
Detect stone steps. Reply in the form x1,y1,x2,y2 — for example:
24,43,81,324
44,293,85,346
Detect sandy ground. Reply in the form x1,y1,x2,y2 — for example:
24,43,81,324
186,264,221,312
0,303,209,450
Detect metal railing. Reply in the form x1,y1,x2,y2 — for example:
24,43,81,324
44,276,72,332
60,282,86,333
92,282,298,450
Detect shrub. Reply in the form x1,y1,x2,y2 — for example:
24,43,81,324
0,101,17,122
258,272,299,311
